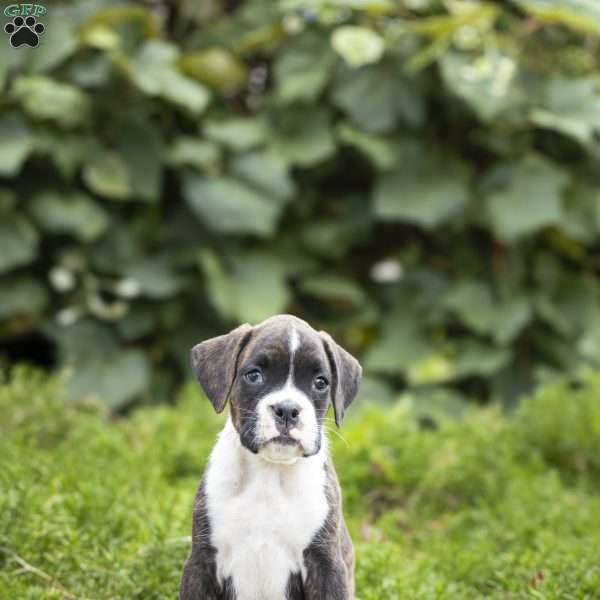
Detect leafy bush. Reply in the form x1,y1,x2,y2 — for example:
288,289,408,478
2,0,600,407
2,367,600,598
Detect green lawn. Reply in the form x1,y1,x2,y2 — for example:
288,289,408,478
1,367,599,599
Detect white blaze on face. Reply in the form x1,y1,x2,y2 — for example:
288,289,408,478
289,326,300,358
256,326,320,464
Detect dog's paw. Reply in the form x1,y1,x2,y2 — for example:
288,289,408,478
4,16,45,48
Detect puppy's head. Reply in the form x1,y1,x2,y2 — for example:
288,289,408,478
191,315,361,464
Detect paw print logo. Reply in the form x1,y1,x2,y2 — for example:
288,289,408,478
4,16,45,48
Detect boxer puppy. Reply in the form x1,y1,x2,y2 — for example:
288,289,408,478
180,314,361,600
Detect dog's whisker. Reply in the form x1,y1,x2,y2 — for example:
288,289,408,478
320,418,342,428
322,425,350,448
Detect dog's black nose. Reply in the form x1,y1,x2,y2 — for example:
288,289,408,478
271,401,301,429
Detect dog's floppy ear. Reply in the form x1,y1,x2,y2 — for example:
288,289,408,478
191,323,253,413
320,331,362,427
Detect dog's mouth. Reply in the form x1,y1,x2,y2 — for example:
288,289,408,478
267,434,301,447
259,434,304,464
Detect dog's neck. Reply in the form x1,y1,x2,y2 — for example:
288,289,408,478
208,418,327,491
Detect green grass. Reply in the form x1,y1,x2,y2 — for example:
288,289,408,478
1,367,600,599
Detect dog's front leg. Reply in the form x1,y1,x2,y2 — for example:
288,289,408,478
179,553,228,600
302,544,351,600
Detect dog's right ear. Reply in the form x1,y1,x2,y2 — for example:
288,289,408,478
320,331,362,428
191,323,253,413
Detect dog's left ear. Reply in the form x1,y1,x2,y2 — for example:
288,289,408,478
191,323,253,413
320,331,362,427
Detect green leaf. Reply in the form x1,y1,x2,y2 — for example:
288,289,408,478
0,36,25,90
29,191,108,242
402,387,469,422
0,217,38,273
445,281,532,341
69,54,112,89
298,275,367,307
363,311,432,374
534,295,573,338
511,0,600,34
485,155,568,242
204,117,269,151
230,151,295,199
533,262,600,336
492,296,532,345
355,376,396,405
0,277,48,319
337,124,400,170
577,313,600,364
331,63,424,133
228,253,291,323
454,340,511,377
123,257,183,299
128,41,210,115
407,353,456,385
280,0,395,11
117,307,156,341
50,319,151,408
127,41,180,92
26,7,78,72
159,69,212,115
440,51,522,121
269,108,336,167
274,31,335,103
374,152,470,228
530,78,600,147
331,26,385,68
0,188,15,213
197,251,236,320
90,221,144,274
81,5,159,40
183,175,285,237
118,117,163,202
180,47,248,94
12,76,90,128
34,132,97,179
200,251,290,323
562,182,600,242
301,212,372,259
0,113,33,176
167,137,221,171
444,281,496,335
544,229,587,263
50,319,115,363
83,152,131,200
67,349,150,409
80,23,120,51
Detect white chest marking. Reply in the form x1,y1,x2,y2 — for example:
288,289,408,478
205,420,328,600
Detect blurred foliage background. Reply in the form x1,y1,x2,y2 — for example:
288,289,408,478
2,0,600,411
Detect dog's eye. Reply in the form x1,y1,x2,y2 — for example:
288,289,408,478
314,376,329,391
244,369,263,384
